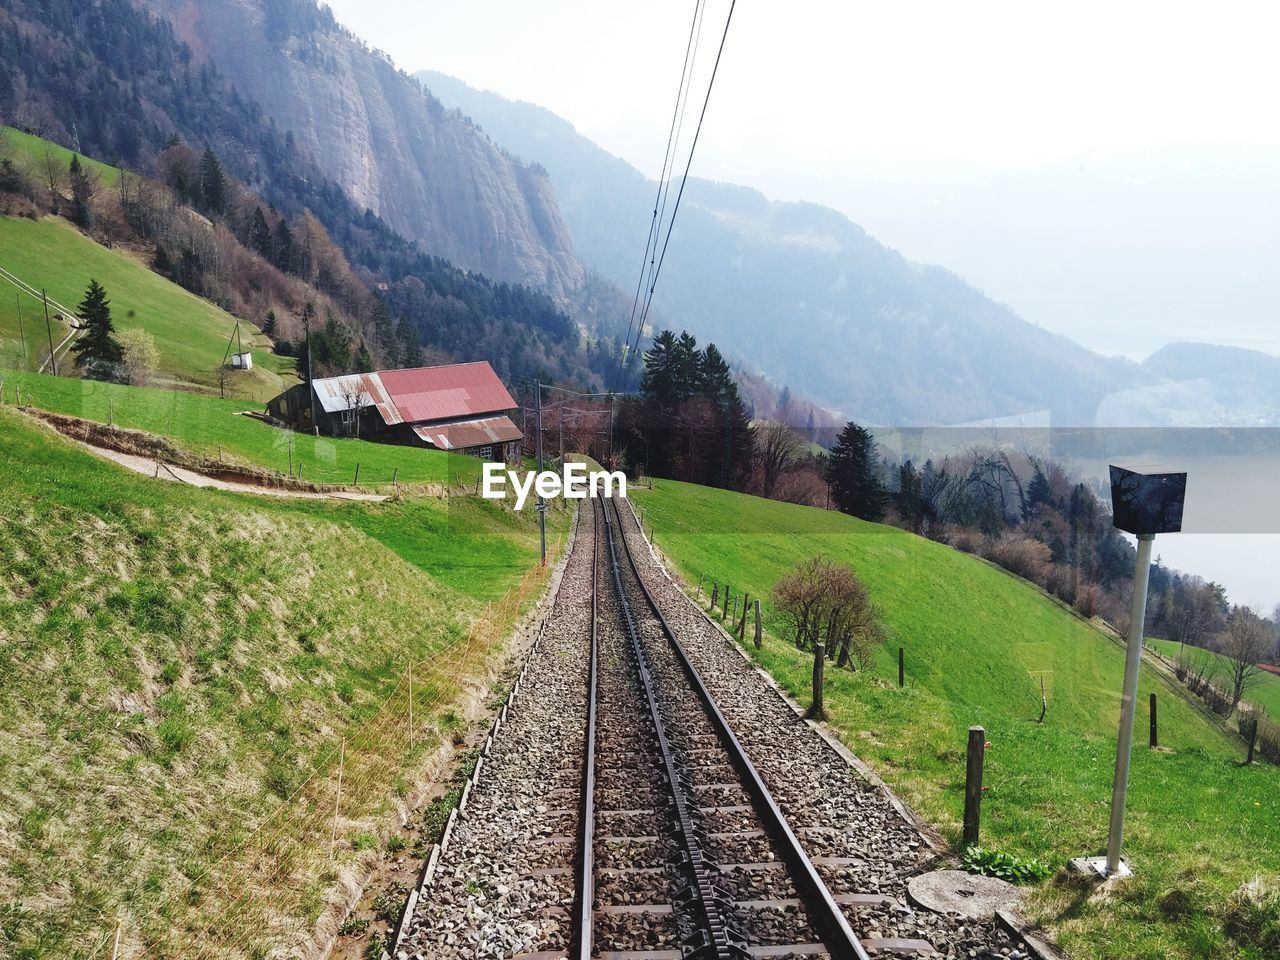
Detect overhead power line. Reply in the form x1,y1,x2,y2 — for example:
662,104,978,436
614,0,706,392
623,0,739,389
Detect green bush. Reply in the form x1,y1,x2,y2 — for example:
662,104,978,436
961,845,1053,884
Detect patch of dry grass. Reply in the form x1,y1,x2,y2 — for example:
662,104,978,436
0,407,563,958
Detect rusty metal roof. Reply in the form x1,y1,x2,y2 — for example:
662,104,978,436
309,362,516,430
378,362,517,423
412,415,523,451
311,373,402,424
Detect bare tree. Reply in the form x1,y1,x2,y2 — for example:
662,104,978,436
341,385,367,438
1218,607,1272,712
771,556,886,670
756,420,805,499
40,144,63,211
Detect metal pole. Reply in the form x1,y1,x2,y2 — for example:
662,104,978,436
535,380,546,567
608,394,615,465
43,290,57,376
305,312,318,435
1105,533,1155,875
16,294,27,362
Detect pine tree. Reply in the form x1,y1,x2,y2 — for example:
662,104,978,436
199,148,227,215
68,155,94,229
1027,465,1052,513
828,421,887,521
297,301,316,383
262,308,277,337
354,341,374,373
153,243,174,277
273,217,295,273
70,279,124,377
249,206,274,260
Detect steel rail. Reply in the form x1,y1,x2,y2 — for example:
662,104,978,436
610,498,872,960
601,498,745,960
571,502,600,960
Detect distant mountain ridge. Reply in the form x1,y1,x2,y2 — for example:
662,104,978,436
136,0,583,300
418,70,1154,426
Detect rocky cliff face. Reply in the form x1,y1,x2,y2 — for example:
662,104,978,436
138,0,583,300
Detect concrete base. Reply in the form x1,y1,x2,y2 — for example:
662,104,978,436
907,869,1022,921
1068,855,1132,880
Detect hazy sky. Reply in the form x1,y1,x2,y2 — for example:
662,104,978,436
326,1,1280,180
323,0,1280,608
325,1,1280,360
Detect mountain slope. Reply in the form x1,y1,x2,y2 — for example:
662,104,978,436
0,215,292,398
135,0,583,300
0,404,564,958
419,71,1151,425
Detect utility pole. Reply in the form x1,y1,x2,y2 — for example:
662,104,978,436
43,289,57,376
16,294,27,363
304,309,318,435
535,380,546,567
558,407,564,465
607,393,616,466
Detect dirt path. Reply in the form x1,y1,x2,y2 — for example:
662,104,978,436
78,437,387,501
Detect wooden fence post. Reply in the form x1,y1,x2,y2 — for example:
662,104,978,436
963,726,986,847
806,643,826,720
753,599,762,649
737,594,749,640
697,573,704,598
353,462,361,485
723,587,730,618
898,647,905,688
1247,716,1259,764
1149,693,1158,749
711,583,719,609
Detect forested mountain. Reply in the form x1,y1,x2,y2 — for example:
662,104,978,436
418,71,1154,427
0,0,623,387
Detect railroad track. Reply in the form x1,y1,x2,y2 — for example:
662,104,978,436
395,500,1024,959
578,495,869,959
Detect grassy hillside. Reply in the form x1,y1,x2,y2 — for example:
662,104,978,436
630,480,1280,960
0,370,485,487
1149,637,1280,722
1,125,121,186
0,406,568,959
0,214,293,397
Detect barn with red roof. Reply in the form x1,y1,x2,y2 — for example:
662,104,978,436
266,361,523,461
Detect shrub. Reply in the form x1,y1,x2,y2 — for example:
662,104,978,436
771,555,886,669
987,534,1052,584
946,528,987,556
961,845,1053,884
117,328,161,386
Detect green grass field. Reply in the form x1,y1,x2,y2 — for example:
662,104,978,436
0,406,568,959
1,125,122,187
630,480,1280,960
0,214,293,397
0,369,487,487
1149,637,1280,722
